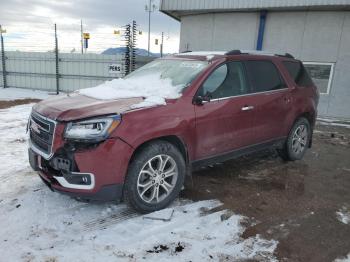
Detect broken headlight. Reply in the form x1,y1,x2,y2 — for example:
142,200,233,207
64,115,121,142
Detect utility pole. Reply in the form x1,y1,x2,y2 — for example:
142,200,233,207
160,32,164,57
0,25,7,89
54,24,59,94
145,0,156,56
80,19,83,54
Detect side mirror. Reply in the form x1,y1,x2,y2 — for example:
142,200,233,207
193,94,211,106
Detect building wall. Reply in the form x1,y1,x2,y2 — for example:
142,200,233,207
180,12,259,52
179,10,350,119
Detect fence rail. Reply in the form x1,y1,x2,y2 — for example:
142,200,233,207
0,51,154,93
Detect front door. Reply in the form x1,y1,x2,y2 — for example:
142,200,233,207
194,61,256,160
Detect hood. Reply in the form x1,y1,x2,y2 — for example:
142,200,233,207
33,93,144,121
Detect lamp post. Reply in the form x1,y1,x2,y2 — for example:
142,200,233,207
145,0,156,56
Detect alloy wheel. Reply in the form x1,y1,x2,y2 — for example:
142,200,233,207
137,154,178,204
291,124,308,155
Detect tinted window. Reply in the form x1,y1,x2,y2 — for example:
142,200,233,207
199,62,248,99
245,61,284,92
283,61,314,87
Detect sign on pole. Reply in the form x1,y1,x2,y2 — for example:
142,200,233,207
108,64,122,74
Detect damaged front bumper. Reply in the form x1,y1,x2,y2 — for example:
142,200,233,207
29,148,122,201
28,135,134,201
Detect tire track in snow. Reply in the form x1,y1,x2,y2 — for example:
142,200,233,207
82,207,140,232
82,200,223,232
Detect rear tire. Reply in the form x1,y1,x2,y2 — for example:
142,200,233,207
123,140,186,213
278,117,311,161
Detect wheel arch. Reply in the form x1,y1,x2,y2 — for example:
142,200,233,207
298,111,316,127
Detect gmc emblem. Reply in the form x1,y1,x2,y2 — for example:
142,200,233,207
30,120,41,134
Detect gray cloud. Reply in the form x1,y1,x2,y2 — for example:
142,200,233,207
0,0,180,52
1,0,179,32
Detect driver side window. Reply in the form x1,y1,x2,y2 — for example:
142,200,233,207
198,62,248,99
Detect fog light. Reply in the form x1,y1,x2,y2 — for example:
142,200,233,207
64,173,92,185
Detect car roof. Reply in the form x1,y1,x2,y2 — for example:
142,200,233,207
170,50,296,62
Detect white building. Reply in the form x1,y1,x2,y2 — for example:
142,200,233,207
160,0,350,119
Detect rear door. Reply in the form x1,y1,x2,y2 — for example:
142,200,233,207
244,60,292,144
193,61,256,160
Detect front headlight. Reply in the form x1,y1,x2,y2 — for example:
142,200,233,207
64,115,121,142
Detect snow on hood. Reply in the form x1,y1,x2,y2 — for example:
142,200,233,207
78,73,183,109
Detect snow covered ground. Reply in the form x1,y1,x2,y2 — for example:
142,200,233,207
335,254,350,262
0,103,278,261
336,207,350,225
0,87,51,101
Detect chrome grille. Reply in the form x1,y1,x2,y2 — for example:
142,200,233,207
29,111,56,158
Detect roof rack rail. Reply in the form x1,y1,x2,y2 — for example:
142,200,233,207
225,49,295,59
225,50,242,55
275,53,295,59
180,50,192,53
284,53,294,59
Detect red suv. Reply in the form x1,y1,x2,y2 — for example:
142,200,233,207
28,50,319,212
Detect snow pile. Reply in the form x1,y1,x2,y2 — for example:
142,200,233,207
79,73,183,108
336,207,350,225
0,104,279,261
0,87,50,101
335,253,350,262
0,104,33,188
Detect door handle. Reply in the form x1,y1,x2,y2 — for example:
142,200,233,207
284,96,291,103
241,105,254,111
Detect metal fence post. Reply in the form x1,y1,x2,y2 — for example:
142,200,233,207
0,25,7,89
54,24,59,94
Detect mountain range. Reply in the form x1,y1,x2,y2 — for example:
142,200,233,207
102,47,160,57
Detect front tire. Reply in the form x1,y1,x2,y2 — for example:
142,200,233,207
124,140,186,213
278,117,311,161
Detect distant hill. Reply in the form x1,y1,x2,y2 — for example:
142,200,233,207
102,47,160,57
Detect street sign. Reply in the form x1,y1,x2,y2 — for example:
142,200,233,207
83,33,90,39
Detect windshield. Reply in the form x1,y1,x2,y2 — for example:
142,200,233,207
124,59,208,90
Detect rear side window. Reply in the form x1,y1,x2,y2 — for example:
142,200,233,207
283,61,314,87
244,61,284,93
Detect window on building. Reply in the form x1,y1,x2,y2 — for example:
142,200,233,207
303,62,334,94
199,62,248,99
283,61,314,87
244,60,285,93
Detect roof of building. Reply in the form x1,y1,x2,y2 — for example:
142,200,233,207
160,0,350,20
